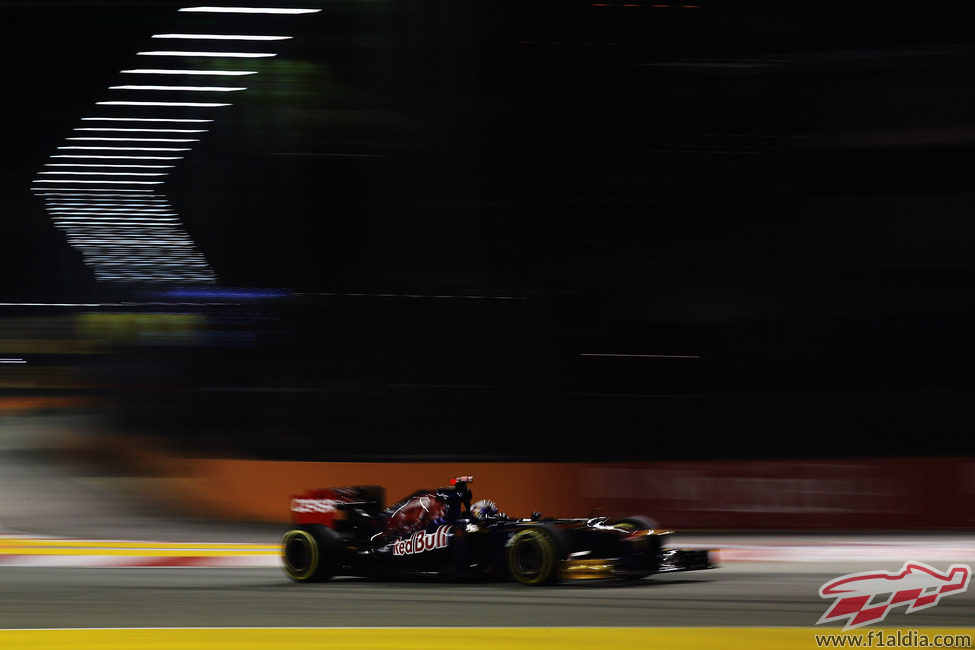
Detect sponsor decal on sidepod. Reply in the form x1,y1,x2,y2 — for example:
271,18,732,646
392,526,450,556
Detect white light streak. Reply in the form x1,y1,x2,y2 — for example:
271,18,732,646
0,358,27,364
109,85,245,92
96,101,231,107
58,146,191,151
33,180,164,185
137,51,275,58
46,203,171,207
50,212,178,217
54,219,179,224
48,205,172,210
121,69,257,76
82,117,213,122
52,155,184,160
39,171,168,176
45,164,175,168
67,137,199,142
74,128,207,133
178,7,322,14
579,353,702,359
153,33,292,41
32,190,156,194
47,204,171,209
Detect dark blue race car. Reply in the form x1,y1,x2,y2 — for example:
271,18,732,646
281,476,713,585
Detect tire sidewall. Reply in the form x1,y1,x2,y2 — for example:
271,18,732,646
506,526,564,585
282,524,337,582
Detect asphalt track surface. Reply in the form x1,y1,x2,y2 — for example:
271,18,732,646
1,560,973,630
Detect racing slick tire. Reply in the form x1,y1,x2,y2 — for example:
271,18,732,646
281,524,339,583
506,526,567,586
613,516,661,579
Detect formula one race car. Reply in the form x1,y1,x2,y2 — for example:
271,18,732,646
281,476,713,585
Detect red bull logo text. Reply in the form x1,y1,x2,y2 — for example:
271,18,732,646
392,526,450,556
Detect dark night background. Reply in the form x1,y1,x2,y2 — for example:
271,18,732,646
1,1,974,461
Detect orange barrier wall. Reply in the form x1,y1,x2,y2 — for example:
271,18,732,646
140,455,975,529
152,459,585,523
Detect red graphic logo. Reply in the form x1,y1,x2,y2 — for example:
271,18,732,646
818,561,971,630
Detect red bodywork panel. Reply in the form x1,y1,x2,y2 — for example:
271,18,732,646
384,492,448,538
290,487,375,527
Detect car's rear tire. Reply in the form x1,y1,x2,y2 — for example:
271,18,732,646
506,526,565,585
281,525,338,583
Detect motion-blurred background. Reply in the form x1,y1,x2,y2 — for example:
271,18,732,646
2,1,974,529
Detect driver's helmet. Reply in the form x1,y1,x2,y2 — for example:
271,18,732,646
469,499,500,523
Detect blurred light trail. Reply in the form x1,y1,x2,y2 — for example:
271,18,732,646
58,146,191,151
74,128,207,133
51,155,184,160
137,50,275,58
109,85,246,91
121,69,257,76
39,171,169,176
32,180,164,185
152,33,292,41
52,217,178,223
0,359,27,364
46,205,171,209
67,137,199,142
81,117,213,122
45,164,175,168
178,6,322,14
580,353,702,359
95,101,231,107
49,210,176,215
32,190,157,194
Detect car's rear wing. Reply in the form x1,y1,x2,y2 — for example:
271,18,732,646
289,485,385,527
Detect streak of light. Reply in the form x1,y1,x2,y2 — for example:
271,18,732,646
67,137,199,142
152,33,292,41
45,164,175,168
579,353,701,359
38,171,168,176
33,180,164,185
81,117,213,122
137,51,275,58
74,128,207,133
32,190,157,195
109,85,246,92
94,101,230,108
51,155,184,160
57,146,191,151
120,69,256,76
178,7,322,14
51,212,179,217
52,217,178,223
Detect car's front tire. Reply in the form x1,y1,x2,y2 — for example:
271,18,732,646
281,524,338,582
506,526,565,585
613,515,662,578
